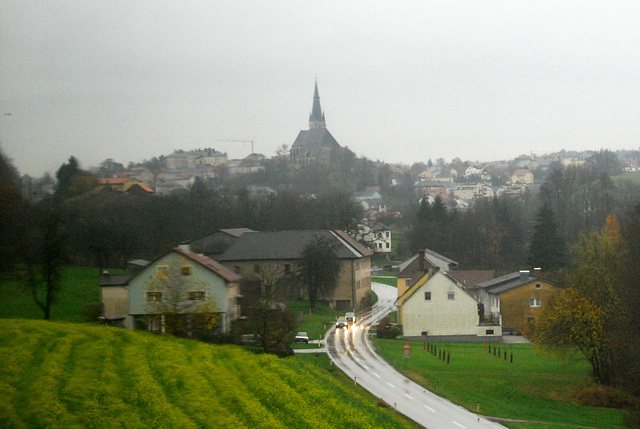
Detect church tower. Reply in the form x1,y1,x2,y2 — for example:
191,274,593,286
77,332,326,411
309,80,326,130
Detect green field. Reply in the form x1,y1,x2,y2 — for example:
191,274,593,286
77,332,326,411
0,267,102,322
373,339,628,428
0,319,416,428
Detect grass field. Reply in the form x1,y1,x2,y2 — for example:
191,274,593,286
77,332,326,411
0,267,102,322
373,339,627,428
0,319,417,429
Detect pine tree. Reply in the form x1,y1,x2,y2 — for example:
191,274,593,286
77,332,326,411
528,203,567,270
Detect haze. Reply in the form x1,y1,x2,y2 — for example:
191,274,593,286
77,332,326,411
2,1,640,177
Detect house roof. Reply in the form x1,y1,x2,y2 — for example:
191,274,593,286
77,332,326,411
396,271,477,307
173,247,241,283
100,273,133,287
448,270,496,287
398,250,458,273
397,255,438,278
219,228,255,238
217,230,372,262
472,271,561,294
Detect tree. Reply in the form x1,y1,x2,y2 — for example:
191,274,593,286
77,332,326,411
55,156,96,197
0,149,28,274
536,216,624,387
144,259,219,338
298,236,341,312
528,202,567,271
536,287,612,384
24,200,67,320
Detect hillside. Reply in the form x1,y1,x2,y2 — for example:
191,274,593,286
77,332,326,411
0,319,414,429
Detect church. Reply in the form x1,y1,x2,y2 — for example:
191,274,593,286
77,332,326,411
290,81,341,167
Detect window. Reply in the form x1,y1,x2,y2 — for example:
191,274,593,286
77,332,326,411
284,264,291,274
181,264,191,276
486,329,494,335
188,290,206,301
234,266,240,273
530,298,541,307
386,232,390,238
355,260,360,271
147,291,162,302
405,279,410,286
156,265,168,279
253,264,260,273
424,292,431,300
386,243,390,248
447,291,455,300
535,283,541,289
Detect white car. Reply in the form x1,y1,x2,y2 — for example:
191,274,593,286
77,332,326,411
345,312,356,325
295,332,309,343
335,317,347,329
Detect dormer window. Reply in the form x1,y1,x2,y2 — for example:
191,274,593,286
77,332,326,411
181,264,192,276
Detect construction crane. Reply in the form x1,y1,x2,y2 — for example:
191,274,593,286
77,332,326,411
217,138,256,155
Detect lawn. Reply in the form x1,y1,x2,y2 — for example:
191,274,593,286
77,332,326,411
373,339,628,428
0,267,102,322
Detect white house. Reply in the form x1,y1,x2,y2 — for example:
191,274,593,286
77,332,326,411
101,246,241,333
396,271,501,338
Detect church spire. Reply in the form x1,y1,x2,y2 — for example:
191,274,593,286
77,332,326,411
309,80,326,129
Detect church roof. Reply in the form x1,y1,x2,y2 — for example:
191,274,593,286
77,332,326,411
291,128,340,157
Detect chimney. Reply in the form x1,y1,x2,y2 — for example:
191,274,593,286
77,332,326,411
418,250,425,272
178,243,191,253
519,269,529,280
533,267,542,277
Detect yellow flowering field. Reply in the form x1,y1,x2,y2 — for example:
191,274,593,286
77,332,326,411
0,319,415,428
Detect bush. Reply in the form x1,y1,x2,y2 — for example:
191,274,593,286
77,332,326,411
376,317,402,339
571,384,639,409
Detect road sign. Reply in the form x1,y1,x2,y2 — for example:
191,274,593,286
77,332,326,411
403,349,410,359
403,341,411,351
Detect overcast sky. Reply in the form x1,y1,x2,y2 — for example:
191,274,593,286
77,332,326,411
2,1,640,177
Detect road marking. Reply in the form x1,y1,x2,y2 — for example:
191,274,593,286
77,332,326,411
452,421,465,428
404,393,413,400
374,372,380,378
424,405,435,412
387,382,396,388
362,364,369,370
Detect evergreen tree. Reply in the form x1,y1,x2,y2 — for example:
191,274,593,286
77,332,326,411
528,203,567,271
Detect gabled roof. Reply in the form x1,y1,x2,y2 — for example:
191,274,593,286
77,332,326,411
218,230,372,262
472,271,561,294
398,250,458,273
173,247,241,283
397,255,438,278
396,271,477,307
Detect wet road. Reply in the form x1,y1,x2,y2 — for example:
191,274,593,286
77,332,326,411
325,282,506,429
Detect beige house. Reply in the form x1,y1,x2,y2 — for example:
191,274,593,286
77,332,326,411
396,271,501,338
216,229,372,311
511,170,534,185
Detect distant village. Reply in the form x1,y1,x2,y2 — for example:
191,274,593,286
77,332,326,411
17,81,640,259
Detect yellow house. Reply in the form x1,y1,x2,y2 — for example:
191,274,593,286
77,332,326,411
472,270,563,335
